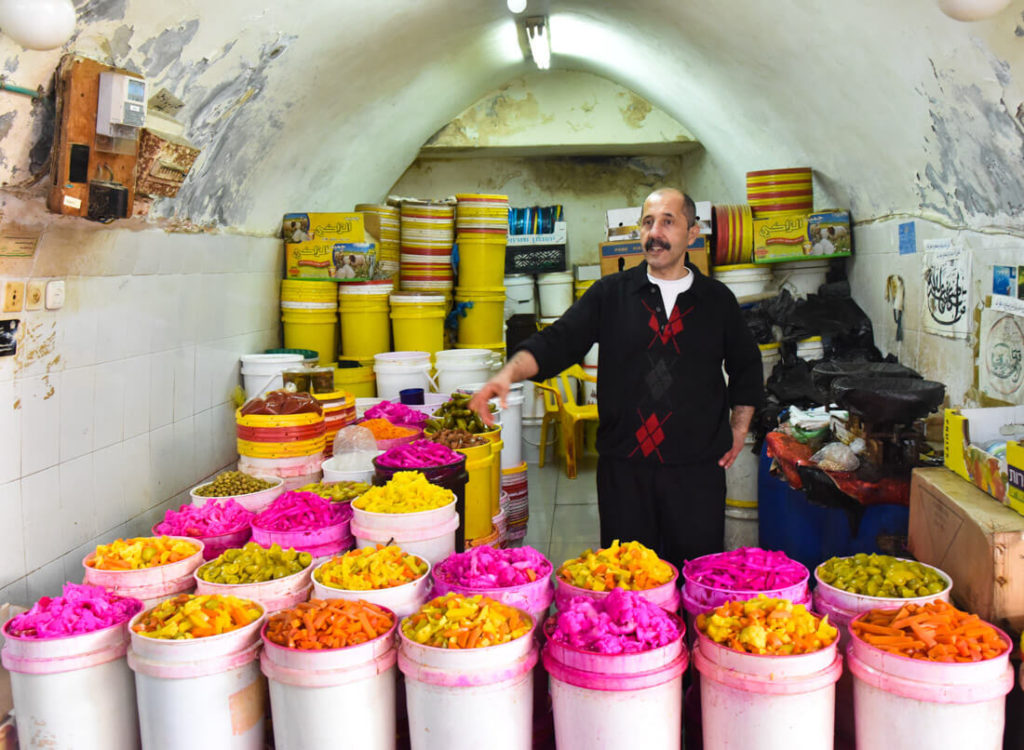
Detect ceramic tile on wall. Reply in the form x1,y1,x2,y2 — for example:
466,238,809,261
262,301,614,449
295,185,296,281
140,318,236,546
92,361,125,450
120,276,153,358
191,408,215,481
18,374,60,476
92,276,129,362
92,442,126,537
122,433,152,516
60,453,97,550
149,350,175,430
58,278,100,369
121,355,151,438
173,345,196,421
21,467,63,572
172,416,197,495
0,479,26,589
58,365,95,462
25,558,65,602
148,423,176,505
0,379,20,485
0,578,28,607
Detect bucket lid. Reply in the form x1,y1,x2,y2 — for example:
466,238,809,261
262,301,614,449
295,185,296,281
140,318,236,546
390,293,446,304
374,351,431,364
713,263,766,272
537,271,573,283
758,342,780,350
242,353,305,365
338,281,395,295
266,348,319,360
798,336,823,343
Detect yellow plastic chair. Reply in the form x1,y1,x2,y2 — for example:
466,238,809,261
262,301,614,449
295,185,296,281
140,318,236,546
534,365,599,479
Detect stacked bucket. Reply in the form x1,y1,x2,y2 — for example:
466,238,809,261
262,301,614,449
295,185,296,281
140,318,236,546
315,389,356,457
337,280,393,364
399,200,456,293
711,204,754,266
746,167,813,218
280,280,338,366
500,462,529,544
236,408,326,490
454,194,509,360
355,203,400,280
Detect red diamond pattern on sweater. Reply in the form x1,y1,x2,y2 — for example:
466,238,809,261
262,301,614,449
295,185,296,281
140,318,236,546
630,411,672,461
643,300,693,353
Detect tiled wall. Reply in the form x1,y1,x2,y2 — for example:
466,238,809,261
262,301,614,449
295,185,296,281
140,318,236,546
0,227,282,606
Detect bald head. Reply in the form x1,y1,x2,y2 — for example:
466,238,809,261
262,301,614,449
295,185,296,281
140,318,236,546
642,188,696,229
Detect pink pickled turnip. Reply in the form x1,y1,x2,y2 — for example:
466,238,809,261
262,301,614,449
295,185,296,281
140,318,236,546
154,498,254,538
683,547,807,591
364,400,429,427
435,546,552,588
550,588,680,654
377,439,461,469
253,491,352,532
6,584,143,639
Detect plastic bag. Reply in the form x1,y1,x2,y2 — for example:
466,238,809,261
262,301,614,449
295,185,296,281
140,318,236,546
330,425,379,470
240,389,322,416
811,442,860,472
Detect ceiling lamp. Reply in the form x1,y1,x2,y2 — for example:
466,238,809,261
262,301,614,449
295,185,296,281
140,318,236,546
524,16,551,70
0,0,75,50
507,0,527,14
937,0,1012,21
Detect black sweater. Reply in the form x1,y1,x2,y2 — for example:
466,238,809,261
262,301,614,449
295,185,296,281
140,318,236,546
517,260,764,466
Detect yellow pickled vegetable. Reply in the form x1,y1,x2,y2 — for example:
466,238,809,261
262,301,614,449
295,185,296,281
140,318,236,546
353,472,454,514
88,536,200,570
557,540,674,592
402,593,532,649
132,594,263,639
315,545,427,590
697,596,837,655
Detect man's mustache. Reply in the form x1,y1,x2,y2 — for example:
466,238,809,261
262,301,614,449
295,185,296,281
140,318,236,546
645,238,670,252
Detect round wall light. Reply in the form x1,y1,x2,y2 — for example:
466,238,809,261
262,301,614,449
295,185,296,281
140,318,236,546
0,0,76,51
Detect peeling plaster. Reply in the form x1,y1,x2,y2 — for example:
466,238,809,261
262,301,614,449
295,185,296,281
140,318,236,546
76,0,128,24
137,20,200,79
27,98,55,181
427,90,546,147
0,111,16,142
3,57,17,74
619,92,652,129
916,57,1024,224
105,25,135,63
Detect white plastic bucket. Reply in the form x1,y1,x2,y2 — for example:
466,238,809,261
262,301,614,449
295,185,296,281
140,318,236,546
759,342,780,383
542,615,687,750
724,434,758,551
374,351,433,400
312,557,432,619
500,383,525,469
320,452,382,484
194,563,314,614
713,264,774,298
775,259,829,299
724,502,759,551
2,620,141,750
504,274,536,318
694,631,842,750
240,354,305,399
351,513,460,567
537,271,573,318
127,605,267,750
435,349,493,394
398,619,538,750
796,336,824,361
82,538,205,610
236,455,323,492
261,619,398,750
848,617,1013,750
355,397,385,419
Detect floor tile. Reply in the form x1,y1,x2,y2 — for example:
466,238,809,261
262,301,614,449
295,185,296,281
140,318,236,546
554,472,598,505
549,503,600,544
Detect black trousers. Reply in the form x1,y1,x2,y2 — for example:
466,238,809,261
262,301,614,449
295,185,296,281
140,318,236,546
595,456,726,573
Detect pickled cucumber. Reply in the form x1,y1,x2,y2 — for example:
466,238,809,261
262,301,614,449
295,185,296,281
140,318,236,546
816,553,947,598
425,392,497,434
197,542,312,584
194,471,275,498
298,481,370,503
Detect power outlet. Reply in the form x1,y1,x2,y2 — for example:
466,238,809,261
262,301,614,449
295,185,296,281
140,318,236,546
3,281,24,312
25,280,45,310
45,280,65,310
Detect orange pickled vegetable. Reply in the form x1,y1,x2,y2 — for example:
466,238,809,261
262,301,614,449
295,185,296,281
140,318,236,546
850,600,1008,662
696,596,838,655
359,419,416,440
557,540,673,592
402,593,532,649
89,536,200,570
265,599,395,650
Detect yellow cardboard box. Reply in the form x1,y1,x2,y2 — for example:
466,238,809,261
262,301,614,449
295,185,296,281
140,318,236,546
753,210,852,263
285,241,378,281
282,212,365,243
943,405,1024,512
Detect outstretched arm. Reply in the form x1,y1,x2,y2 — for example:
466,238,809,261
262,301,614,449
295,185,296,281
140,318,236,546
467,350,540,426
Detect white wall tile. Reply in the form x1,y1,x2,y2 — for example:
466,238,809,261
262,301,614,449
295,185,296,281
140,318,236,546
172,416,196,495
148,423,175,505
25,558,65,601
132,236,162,275
21,467,63,572
93,276,129,361
149,350,175,430
58,365,95,461
60,453,96,550
211,402,238,469
193,345,214,412
18,374,60,476
92,361,125,450
0,480,26,589
0,379,21,485
121,354,151,438
93,442,126,536
121,276,152,358
58,278,99,369
173,345,196,422
122,433,152,515
0,578,28,607
192,408,214,481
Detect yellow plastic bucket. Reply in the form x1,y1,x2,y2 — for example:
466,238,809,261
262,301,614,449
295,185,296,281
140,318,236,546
458,234,507,288
458,442,496,540
281,279,337,304
574,279,595,300
455,286,506,347
338,284,391,360
390,293,447,356
281,308,337,366
334,362,377,398
480,427,503,516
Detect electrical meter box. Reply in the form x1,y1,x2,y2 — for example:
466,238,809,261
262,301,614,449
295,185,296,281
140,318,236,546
96,72,147,137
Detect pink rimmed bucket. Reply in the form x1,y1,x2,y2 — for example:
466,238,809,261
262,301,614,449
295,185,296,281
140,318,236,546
554,561,680,614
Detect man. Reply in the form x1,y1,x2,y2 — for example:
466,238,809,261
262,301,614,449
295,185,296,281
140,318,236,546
469,188,763,569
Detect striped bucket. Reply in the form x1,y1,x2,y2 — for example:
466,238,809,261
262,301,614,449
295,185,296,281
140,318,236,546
315,389,356,457
746,167,813,218
712,204,754,266
236,408,326,460
401,200,455,293
456,193,510,234
356,203,400,277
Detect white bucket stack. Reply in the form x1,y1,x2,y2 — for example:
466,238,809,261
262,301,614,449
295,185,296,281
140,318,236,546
537,271,573,317
504,275,536,318
373,351,433,400
713,264,774,299
240,353,305,400
724,434,759,551
351,499,459,566
435,349,493,395
775,259,830,299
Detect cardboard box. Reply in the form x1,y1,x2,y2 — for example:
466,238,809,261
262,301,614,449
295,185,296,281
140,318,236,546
599,240,708,277
908,467,1024,634
574,264,601,282
943,405,1024,507
506,221,567,247
282,212,365,244
284,241,378,281
753,210,852,263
